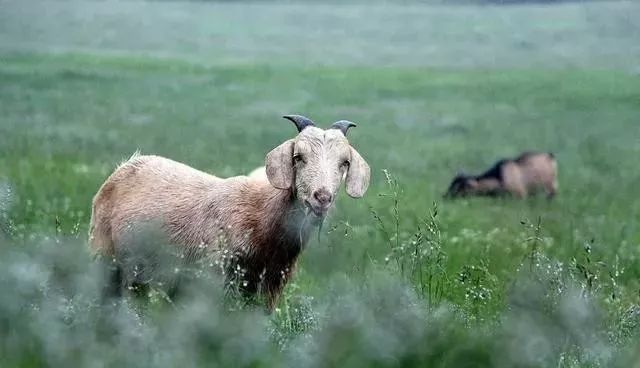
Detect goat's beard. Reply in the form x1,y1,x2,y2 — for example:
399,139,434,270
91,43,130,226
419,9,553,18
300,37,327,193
299,207,326,246
302,207,324,227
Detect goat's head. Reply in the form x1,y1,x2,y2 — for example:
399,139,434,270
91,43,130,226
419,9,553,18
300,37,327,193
444,173,478,199
265,115,370,219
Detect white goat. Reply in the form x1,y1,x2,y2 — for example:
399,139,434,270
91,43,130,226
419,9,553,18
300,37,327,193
88,115,370,309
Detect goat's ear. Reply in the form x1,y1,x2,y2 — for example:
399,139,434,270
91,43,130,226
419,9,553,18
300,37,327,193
265,139,295,190
346,147,370,198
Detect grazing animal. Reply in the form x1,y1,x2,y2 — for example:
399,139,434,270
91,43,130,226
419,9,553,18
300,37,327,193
445,152,557,199
88,115,370,310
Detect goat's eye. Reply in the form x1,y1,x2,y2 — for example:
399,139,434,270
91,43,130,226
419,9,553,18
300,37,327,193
341,160,351,168
293,154,304,164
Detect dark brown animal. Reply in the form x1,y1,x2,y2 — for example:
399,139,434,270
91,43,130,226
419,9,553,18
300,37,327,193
445,152,557,199
88,115,370,309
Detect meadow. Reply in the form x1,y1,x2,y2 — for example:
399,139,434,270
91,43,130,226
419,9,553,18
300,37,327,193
1,1,640,367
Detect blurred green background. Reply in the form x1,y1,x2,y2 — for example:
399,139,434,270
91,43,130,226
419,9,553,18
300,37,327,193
0,1,639,367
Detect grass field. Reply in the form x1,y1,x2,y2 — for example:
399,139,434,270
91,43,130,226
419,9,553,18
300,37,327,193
1,1,640,367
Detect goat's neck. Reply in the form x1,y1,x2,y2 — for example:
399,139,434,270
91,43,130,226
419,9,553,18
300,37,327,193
258,185,315,252
474,176,501,193
243,184,316,309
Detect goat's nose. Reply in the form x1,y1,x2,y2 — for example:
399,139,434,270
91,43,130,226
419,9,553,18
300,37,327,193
313,189,332,206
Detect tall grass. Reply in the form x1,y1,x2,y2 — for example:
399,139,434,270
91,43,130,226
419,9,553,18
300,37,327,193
1,171,638,367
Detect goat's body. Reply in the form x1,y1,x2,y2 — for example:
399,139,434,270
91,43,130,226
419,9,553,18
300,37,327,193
89,153,310,308
89,117,371,309
474,152,558,199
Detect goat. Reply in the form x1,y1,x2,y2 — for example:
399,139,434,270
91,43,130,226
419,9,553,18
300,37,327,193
88,115,370,309
445,152,557,199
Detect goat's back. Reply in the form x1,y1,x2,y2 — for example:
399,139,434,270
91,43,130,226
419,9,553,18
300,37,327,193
89,154,247,256
513,152,557,189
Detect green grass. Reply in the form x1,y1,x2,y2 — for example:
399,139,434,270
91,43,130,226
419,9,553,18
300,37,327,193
2,1,640,70
1,1,640,367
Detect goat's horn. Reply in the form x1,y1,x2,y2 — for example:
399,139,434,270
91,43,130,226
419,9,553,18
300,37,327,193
330,120,357,136
283,115,315,132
